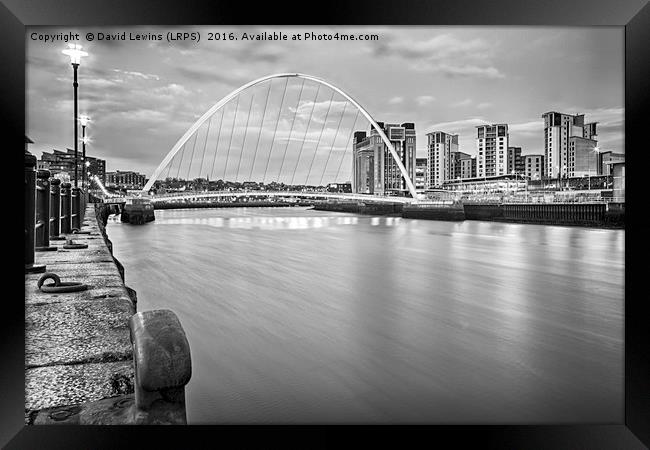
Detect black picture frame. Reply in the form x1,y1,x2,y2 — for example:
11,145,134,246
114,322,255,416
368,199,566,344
5,0,649,448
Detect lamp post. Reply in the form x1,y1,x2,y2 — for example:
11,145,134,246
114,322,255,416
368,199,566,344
62,44,87,188
79,115,90,189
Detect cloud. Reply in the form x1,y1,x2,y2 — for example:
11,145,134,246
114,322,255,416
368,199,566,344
477,102,492,109
388,96,404,105
425,117,489,134
416,95,435,106
369,33,505,79
452,99,472,107
113,69,160,81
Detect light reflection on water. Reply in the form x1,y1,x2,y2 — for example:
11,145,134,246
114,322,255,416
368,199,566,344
108,207,624,424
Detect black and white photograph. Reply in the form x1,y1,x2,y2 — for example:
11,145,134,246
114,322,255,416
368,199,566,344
10,5,647,445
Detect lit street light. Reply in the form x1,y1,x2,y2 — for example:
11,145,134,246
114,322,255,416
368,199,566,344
62,43,87,188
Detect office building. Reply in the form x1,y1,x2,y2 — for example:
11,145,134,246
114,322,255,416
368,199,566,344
352,122,416,196
106,170,147,189
451,151,472,180
426,131,458,188
542,112,598,179
415,157,428,191
524,154,546,180
507,146,524,175
569,137,599,177
597,151,625,175
476,124,509,178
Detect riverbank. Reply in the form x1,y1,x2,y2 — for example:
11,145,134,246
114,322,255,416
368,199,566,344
154,200,314,210
311,200,624,228
24,203,136,424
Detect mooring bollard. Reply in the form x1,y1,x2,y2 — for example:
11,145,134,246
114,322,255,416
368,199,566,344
61,182,72,234
35,170,56,252
71,187,82,231
49,178,63,240
129,310,192,425
25,152,46,273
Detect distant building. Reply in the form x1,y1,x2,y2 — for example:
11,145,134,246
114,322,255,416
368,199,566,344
470,156,477,178
451,151,472,181
597,151,625,175
524,154,546,180
476,124,509,178
542,111,598,179
415,157,428,191
106,170,147,189
426,131,458,188
352,122,417,196
569,137,599,177
327,182,352,193
611,162,625,201
507,147,524,175
39,148,106,186
442,174,528,196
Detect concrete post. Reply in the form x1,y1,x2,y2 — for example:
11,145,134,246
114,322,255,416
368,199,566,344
50,179,61,238
25,152,45,273
35,170,56,251
129,310,192,424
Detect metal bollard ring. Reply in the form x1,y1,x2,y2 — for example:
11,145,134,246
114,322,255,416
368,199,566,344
63,239,88,249
72,228,91,235
37,272,88,293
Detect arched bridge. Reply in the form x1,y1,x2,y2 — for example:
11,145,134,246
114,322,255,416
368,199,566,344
142,73,421,202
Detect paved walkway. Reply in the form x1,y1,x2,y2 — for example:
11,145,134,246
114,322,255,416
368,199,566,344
24,204,135,424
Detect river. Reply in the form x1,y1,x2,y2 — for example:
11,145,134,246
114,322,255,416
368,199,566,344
108,207,624,424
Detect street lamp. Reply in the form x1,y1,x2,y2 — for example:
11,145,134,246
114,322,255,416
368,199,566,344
62,43,87,188
79,115,90,189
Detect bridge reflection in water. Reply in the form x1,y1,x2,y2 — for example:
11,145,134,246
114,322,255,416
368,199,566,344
108,207,624,424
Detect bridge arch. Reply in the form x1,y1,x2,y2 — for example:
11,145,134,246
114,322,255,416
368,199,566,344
142,73,418,198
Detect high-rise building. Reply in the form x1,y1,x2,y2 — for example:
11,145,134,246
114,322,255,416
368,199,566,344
542,112,598,179
597,151,625,175
426,131,458,188
507,146,525,175
38,148,106,185
470,156,477,178
352,122,416,196
415,157,428,191
524,154,545,180
476,124,509,178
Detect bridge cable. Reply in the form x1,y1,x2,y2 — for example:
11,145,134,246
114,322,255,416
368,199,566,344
319,101,349,186
197,115,213,181
223,94,241,180
290,83,321,186
175,140,187,180
261,77,290,183
276,78,306,183
305,91,335,185
334,109,361,183
209,108,226,181
186,126,200,182
165,149,176,180
249,79,273,181
235,93,255,182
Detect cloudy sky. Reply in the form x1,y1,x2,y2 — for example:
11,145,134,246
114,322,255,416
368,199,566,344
27,26,624,183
